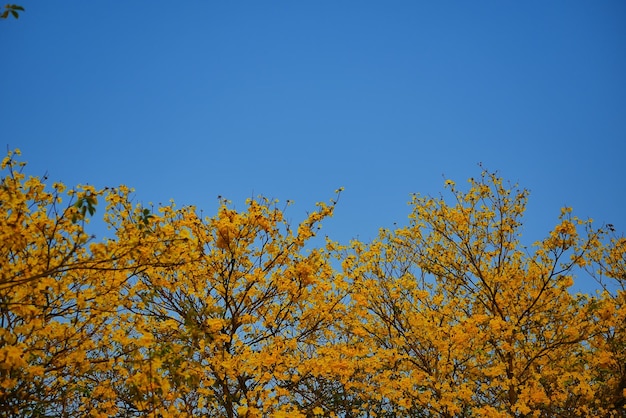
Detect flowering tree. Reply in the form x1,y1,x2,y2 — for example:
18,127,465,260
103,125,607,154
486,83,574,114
341,171,617,417
1,150,624,417
100,193,350,417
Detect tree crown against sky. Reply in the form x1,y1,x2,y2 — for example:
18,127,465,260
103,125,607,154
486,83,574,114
3,2,624,416
2,150,625,417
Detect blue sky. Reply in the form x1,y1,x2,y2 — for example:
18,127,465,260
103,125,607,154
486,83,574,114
2,1,625,260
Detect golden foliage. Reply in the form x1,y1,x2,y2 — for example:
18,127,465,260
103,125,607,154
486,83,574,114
1,151,624,417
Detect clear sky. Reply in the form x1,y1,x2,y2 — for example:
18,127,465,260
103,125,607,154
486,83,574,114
2,2,625,258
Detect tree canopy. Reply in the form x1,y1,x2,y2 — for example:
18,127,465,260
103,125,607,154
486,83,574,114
1,149,624,417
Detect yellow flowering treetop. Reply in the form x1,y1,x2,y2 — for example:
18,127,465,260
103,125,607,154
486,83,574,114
340,170,622,417
1,151,624,417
